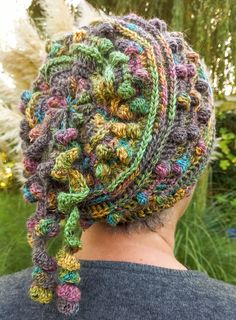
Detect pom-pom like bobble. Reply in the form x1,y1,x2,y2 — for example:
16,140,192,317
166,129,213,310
56,249,81,271
29,183,44,200
116,146,129,164
95,163,111,180
187,124,200,141
29,125,44,142
107,212,123,226
23,158,39,174
136,191,149,205
195,79,209,94
176,154,190,173
186,64,196,78
47,96,67,108
32,267,56,290
195,140,207,155
171,127,187,144
29,285,53,304
32,248,57,272
21,90,32,103
117,81,136,99
55,128,78,145
177,93,191,111
96,144,113,160
130,97,149,115
97,38,114,55
23,185,37,203
109,51,129,66
171,163,183,177
190,90,201,108
35,218,60,238
59,269,81,285
57,297,80,316
197,107,211,124
56,284,81,303
175,64,188,79
70,112,84,127
155,162,171,179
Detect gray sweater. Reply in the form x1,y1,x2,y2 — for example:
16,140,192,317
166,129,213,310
0,260,236,320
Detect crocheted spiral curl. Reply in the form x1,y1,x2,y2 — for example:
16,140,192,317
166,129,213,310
19,14,215,316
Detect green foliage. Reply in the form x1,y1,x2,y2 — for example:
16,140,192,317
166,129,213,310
0,191,34,275
175,189,236,285
214,111,236,172
218,127,236,170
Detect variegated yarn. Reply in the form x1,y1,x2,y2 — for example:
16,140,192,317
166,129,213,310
19,14,215,316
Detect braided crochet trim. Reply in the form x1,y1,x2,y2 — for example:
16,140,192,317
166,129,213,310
19,14,215,316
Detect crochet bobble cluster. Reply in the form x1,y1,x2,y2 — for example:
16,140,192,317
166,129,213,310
19,14,215,316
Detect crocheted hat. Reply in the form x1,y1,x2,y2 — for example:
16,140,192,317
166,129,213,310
19,13,215,316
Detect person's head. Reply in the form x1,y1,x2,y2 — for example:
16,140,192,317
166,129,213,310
19,13,215,315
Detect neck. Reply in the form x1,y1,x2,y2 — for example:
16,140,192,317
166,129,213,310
75,215,187,270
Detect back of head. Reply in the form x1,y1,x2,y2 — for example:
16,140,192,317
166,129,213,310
19,13,215,315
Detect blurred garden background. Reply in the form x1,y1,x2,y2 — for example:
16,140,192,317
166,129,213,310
0,0,235,283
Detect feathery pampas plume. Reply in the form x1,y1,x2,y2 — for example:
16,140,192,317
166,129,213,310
0,0,106,185
0,17,45,93
40,0,76,37
75,0,107,27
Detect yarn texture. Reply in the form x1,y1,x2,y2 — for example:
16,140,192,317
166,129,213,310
19,13,215,316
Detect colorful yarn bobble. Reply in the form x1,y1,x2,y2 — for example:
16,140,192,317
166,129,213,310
35,218,60,238
29,183,44,200
23,185,37,203
136,191,149,205
172,154,190,176
176,93,191,111
106,212,123,226
31,266,56,290
23,158,39,174
58,269,81,285
56,248,82,315
56,283,81,303
57,297,80,316
155,162,171,179
176,155,190,172
195,141,207,155
55,128,78,146
56,249,81,271
29,285,53,304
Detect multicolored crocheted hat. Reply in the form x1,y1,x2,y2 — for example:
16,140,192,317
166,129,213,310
19,13,215,316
